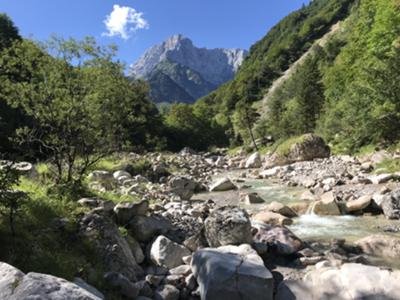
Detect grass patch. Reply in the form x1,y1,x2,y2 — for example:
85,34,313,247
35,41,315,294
227,147,242,155
274,135,309,158
375,158,400,174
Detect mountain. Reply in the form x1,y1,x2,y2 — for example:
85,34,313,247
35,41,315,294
129,34,247,103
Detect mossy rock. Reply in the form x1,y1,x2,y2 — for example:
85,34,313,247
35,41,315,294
267,134,330,167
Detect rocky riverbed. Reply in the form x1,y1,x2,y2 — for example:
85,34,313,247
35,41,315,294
2,137,400,299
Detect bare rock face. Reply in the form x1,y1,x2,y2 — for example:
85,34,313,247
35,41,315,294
0,262,103,300
129,34,247,104
79,213,143,282
204,206,252,247
191,244,273,300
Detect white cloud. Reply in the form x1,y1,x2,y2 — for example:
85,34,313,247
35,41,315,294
103,5,149,40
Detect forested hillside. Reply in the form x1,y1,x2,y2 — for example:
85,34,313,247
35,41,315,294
255,0,400,153
193,0,355,147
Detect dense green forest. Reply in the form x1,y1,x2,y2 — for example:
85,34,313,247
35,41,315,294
191,0,400,153
1,0,400,156
257,0,400,153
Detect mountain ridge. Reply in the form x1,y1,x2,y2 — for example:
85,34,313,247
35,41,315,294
129,34,247,103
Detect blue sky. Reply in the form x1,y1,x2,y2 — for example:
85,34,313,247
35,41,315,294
0,0,310,67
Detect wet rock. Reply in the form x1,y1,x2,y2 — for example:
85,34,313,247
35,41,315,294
276,263,400,300
168,176,197,200
0,262,103,300
312,192,341,215
263,201,297,218
252,221,303,255
245,152,262,168
209,177,237,192
191,244,273,300
204,206,252,247
240,192,265,204
114,200,149,225
150,235,191,269
355,234,400,258
252,211,293,226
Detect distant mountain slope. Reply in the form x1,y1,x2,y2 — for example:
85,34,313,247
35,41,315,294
129,34,247,103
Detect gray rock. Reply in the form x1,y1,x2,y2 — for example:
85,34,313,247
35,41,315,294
245,152,262,168
381,190,400,219
79,213,143,281
276,263,400,300
204,206,252,247
73,278,105,299
128,215,172,242
126,235,145,264
169,265,192,276
168,176,197,200
252,221,303,255
191,244,273,300
240,192,265,205
150,235,191,269
114,200,149,225
355,234,400,258
154,284,180,300
0,262,103,300
209,177,237,192
104,272,139,299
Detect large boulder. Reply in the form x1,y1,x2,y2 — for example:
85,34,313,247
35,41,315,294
113,200,149,225
128,215,172,242
355,234,400,258
168,176,197,200
312,192,341,216
381,190,400,219
276,263,400,300
79,213,143,281
209,177,237,192
266,134,330,167
0,262,103,300
150,235,191,269
245,152,262,168
204,206,252,247
191,244,273,300
252,221,303,255
345,195,372,213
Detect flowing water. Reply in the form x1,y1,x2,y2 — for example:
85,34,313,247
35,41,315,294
196,170,400,243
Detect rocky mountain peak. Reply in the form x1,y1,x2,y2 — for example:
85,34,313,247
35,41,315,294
128,35,247,103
